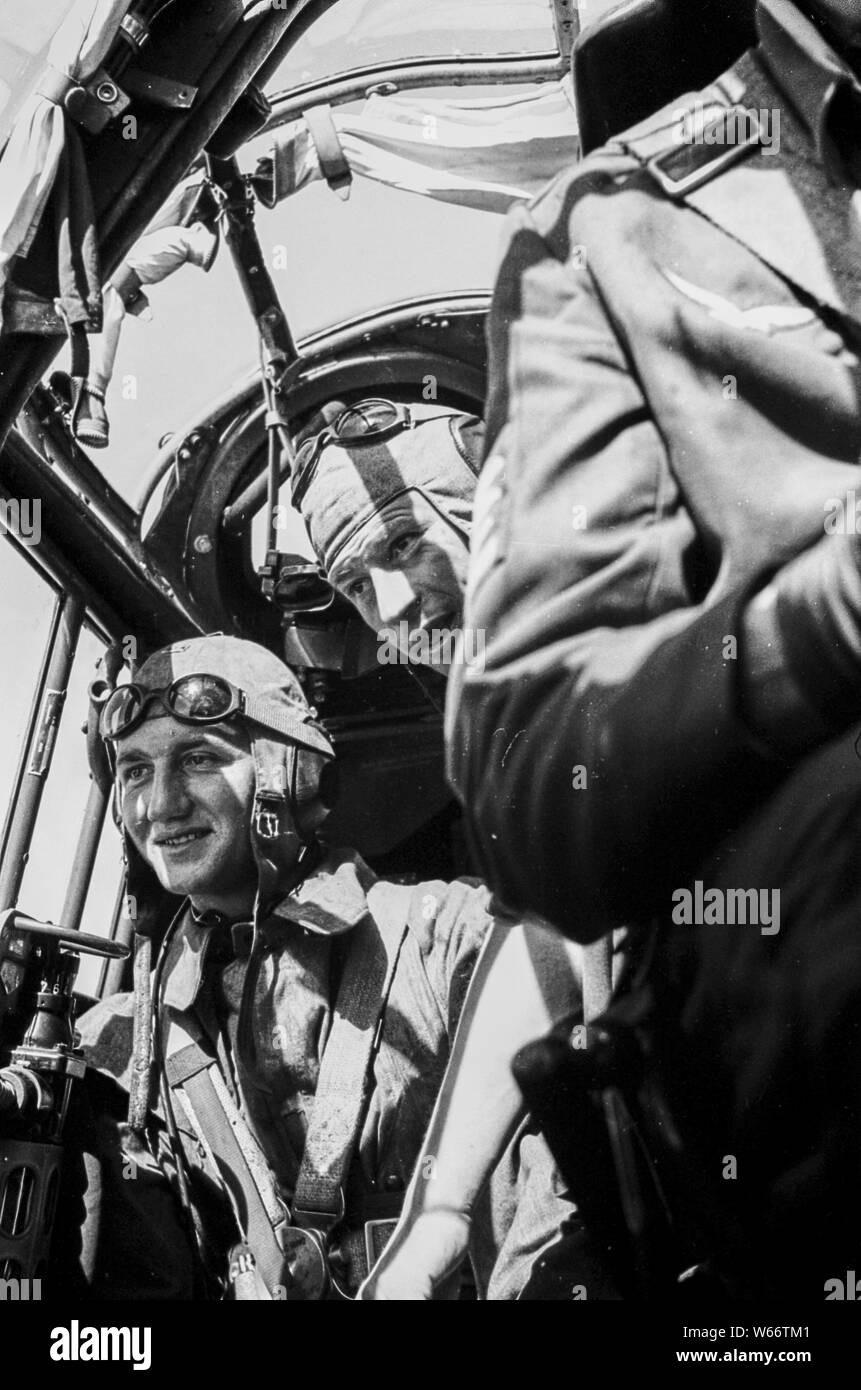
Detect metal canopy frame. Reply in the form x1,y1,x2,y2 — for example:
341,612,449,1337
1,428,197,649
264,0,568,115
0,592,85,913
0,0,314,461
266,51,570,126
551,0,581,63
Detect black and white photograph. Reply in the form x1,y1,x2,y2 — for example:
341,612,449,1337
0,0,857,1365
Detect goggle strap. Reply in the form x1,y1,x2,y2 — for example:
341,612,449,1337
291,403,455,503
242,695,333,756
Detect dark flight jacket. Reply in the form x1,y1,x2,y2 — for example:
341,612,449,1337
448,0,861,942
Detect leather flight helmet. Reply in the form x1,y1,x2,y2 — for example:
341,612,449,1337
104,634,337,929
295,399,484,576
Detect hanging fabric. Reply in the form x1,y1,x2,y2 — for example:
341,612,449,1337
0,0,130,331
252,78,580,216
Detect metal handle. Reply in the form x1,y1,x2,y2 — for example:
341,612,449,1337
0,909,129,960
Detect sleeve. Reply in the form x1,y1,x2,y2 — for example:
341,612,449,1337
481,1123,618,1301
447,200,792,942
76,990,137,1091
369,896,590,1300
408,877,494,1039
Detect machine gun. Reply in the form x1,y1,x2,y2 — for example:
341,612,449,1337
0,909,127,1284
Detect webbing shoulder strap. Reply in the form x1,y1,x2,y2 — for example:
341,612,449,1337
165,1039,287,1296
162,882,411,1290
292,882,412,1228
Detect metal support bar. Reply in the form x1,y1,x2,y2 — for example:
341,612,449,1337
18,391,138,537
207,154,299,369
206,152,301,587
1,429,198,648
552,1,580,62
59,779,110,933
97,878,135,1000
0,588,61,870
266,53,569,125
0,594,85,911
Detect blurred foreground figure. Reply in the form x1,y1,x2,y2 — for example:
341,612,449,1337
449,0,861,1296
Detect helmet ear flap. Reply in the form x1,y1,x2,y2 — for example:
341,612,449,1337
289,745,338,842
318,757,339,812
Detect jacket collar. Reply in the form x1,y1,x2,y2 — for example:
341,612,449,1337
664,9,861,328
757,0,861,177
269,844,376,936
161,847,377,1014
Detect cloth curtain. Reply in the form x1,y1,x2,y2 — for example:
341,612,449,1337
0,0,129,329
256,78,580,215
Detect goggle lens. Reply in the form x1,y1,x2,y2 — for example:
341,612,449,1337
169,674,234,721
333,399,403,442
101,686,143,739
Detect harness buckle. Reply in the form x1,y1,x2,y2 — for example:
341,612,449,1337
292,1185,346,1236
254,797,282,839
364,1216,398,1274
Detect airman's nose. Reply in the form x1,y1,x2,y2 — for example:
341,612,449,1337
371,567,420,627
146,761,191,823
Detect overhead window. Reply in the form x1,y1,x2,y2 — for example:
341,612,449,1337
267,0,559,96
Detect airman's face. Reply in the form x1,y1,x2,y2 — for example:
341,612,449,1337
326,493,470,674
115,715,258,916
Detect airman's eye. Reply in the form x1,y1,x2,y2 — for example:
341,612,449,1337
122,764,149,786
185,752,217,770
388,531,421,563
345,576,369,601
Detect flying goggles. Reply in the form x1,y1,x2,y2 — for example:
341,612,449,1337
97,673,333,756
290,398,453,507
